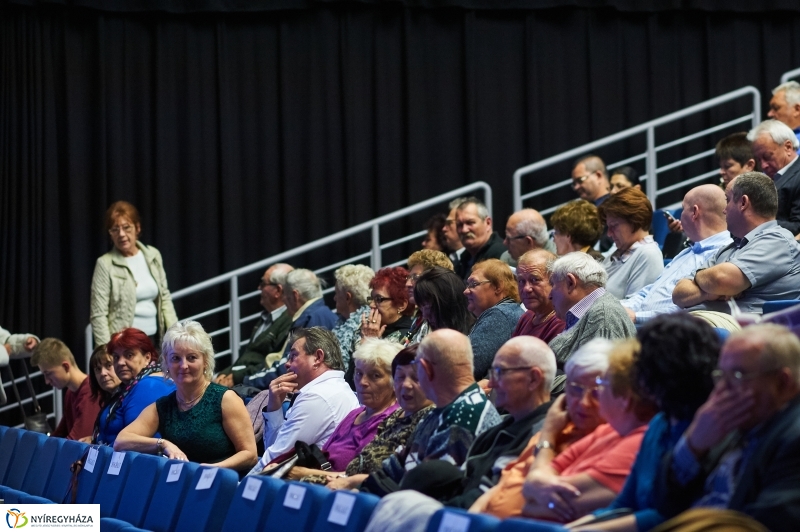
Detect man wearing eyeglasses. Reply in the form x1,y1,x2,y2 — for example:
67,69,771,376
655,323,800,531
500,209,557,268
571,155,613,252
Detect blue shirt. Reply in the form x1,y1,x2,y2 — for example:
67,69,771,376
96,375,175,445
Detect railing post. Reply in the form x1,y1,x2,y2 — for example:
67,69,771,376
229,276,241,363
752,90,761,128
646,127,658,207
512,171,521,212
53,380,63,427
85,324,94,370
484,183,494,217
371,225,382,270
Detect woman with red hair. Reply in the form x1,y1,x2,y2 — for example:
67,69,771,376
360,267,415,343
93,328,175,446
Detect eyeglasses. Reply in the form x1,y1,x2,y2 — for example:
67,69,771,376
595,375,610,389
286,350,314,363
711,368,781,386
571,175,592,189
565,380,600,400
503,233,528,242
367,295,392,305
108,224,135,235
406,273,421,282
465,279,492,290
259,279,280,289
490,366,533,381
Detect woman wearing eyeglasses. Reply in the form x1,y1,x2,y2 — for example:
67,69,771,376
90,201,177,347
360,267,415,343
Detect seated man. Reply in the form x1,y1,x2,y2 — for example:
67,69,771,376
31,338,101,440
672,172,800,318
249,327,358,474
547,253,635,381
500,209,558,268
215,263,293,387
621,185,731,324
454,197,507,279
513,249,566,344
655,323,800,532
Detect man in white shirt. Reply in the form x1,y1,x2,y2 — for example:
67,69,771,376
250,327,358,474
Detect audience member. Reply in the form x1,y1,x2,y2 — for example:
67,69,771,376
767,80,800,150
572,313,720,531
403,250,453,345
94,328,175,445
465,259,525,380
571,155,612,252
599,187,664,299
31,338,101,441
454,197,506,279
250,327,358,474
548,253,636,377
716,132,757,189
82,344,121,443
747,119,800,236
672,172,800,317
421,213,449,252
360,267,414,342
413,266,474,335
215,263,294,387
513,250,566,344
655,323,800,532
500,209,557,267
90,200,177,346
330,264,375,373
443,197,468,271
116,320,258,474
609,166,641,195
550,200,604,261
0,325,39,368
621,185,731,324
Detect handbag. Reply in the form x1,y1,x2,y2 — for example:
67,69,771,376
257,441,332,479
5,359,51,434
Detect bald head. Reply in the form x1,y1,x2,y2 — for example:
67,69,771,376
420,329,474,377
505,209,549,260
680,184,728,242
517,248,556,269
260,263,295,312
499,336,557,391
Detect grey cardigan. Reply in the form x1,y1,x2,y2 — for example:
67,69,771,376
469,298,525,380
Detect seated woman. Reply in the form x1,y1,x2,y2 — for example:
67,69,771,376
519,339,657,523
550,200,604,261
402,250,454,345
464,259,525,381
599,188,663,299
83,344,122,443
609,166,641,195
568,313,720,532
413,266,474,336
114,320,258,474
360,267,415,343
289,338,403,482
94,328,175,446
331,264,375,373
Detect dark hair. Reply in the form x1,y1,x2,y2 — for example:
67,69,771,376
609,166,640,188
370,266,415,316
413,266,474,334
88,344,117,406
598,187,653,232
716,132,758,168
424,213,449,252
731,171,778,219
107,328,158,361
633,313,720,420
550,200,602,248
392,344,419,376
572,154,608,178
290,327,344,371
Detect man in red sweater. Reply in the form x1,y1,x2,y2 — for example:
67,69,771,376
31,338,101,440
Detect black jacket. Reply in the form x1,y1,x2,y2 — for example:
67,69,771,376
456,232,508,279
218,309,292,384
775,160,800,236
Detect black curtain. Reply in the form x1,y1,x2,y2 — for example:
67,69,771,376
2,0,800,370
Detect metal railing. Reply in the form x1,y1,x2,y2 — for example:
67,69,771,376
85,182,492,368
513,86,761,214
780,67,800,84
0,361,62,429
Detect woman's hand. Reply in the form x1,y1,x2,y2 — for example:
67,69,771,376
78,436,93,444
360,309,386,338
266,373,299,412
24,337,39,351
325,473,367,491
160,439,188,461
541,395,570,442
285,466,320,480
522,470,582,522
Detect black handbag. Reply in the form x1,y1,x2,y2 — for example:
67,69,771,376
258,441,331,479
6,359,52,434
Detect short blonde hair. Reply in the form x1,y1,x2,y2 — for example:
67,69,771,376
161,320,216,381
353,338,404,374
31,338,76,368
408,250,454,271
334,264,375,307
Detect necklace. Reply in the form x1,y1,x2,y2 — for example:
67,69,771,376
533,310,556,325
177,381,210,409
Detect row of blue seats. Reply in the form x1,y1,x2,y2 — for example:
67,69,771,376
0,426,565,532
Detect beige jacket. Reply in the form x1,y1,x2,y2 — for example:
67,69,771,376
90,241,178,346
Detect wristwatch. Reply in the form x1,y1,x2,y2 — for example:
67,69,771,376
534,440,553,456
156,438,164,455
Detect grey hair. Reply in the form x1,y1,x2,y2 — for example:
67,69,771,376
353,338,404,374
747,119,800,150
730,172,778,219
503,336,557,393
772,81,800,107
290,327,344,371
565,338,614,380
449,196,469,210
334,264,375,307
513,209,549,246
547,252,607,288
284,268,323,302
162,320,216,381
456,196,490,220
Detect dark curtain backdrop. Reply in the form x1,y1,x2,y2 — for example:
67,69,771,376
2,0,800,364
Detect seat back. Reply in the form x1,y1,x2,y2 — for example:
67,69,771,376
42,439,87,502
3,430,46,489
140,460,199,532
426,509,500,532
265,481,331,532
74,444,112,504
0,427,22,484
174,467,239,532
497,517,568,531
311,491,381,532
220,476,284,532
93,450,139,517
111,454,166,526
19,436,64,496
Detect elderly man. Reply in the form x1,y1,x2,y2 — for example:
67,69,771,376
547,253,635,375
768,81,800,151
513,249,566,343
249,327,359,474
747,120,800,236
572,155,613,251
655,323,800,532
454,197,506,279
215,263,294,387
443,197,468,271
500,209,558,268
672,173,800,317
622,185,731,324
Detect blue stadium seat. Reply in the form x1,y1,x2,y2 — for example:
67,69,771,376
72,444,112,504
100,454,165,528
0,425,7,441
497,518,568,531
763,300,800,314
426,509,500,532
0,427,23,484
8,436,63,497
311,491,381,532
173,466,239,531
265,481,331,532
0,430,46,492
220,475,283,532
93,450,139,517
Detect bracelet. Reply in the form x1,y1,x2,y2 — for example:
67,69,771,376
534,439,553,457
156,438,164,456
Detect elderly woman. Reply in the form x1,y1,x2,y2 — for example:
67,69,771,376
115,320,258,474
413,266,474,336
550,200,604,261
464,259,525,381
93,328,175,445
403,250,454,345
513,250,566,344
598,188,664,299
360,267,415,342
332,264,376,370
90,201,178,346
609,166,641,195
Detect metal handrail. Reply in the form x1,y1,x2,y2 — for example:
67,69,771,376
86,182,492,368
780,67,800,84
513,86,761,212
